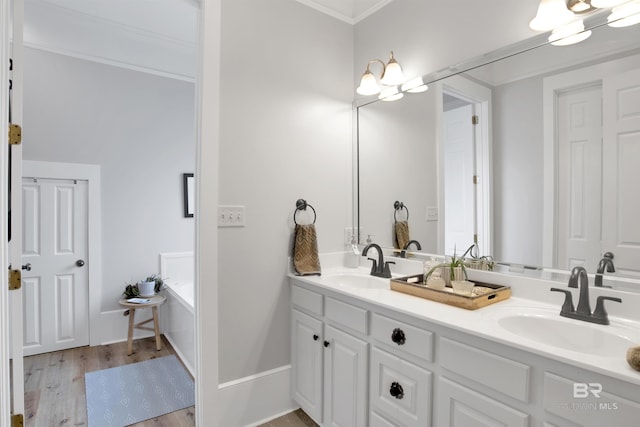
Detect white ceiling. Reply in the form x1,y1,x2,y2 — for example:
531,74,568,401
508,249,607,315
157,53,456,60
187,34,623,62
294,0,394,24
23,0,394,81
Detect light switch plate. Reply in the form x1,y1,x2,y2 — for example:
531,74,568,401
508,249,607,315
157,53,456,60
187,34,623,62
218,205,245,227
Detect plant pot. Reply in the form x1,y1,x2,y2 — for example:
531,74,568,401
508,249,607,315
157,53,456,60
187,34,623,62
138,281,155,297
440,266,464,286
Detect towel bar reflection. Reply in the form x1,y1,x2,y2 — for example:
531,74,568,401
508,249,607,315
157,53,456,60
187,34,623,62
294,199,317,225
394,201,409,222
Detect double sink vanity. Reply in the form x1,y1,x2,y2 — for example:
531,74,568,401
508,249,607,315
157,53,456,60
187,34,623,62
289,252,640,427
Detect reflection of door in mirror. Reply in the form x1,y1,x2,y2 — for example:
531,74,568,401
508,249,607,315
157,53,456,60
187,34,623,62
544,56,640,279
438,77,492,258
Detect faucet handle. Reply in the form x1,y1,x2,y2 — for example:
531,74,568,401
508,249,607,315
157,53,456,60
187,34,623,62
382,261,395,278
367,257,378,275
550,288,575,314
592,296,622,324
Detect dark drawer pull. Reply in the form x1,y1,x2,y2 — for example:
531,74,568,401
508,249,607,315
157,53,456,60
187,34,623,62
391,328,406,345
324,340,330,348
313,334,319,341
389,382,404,399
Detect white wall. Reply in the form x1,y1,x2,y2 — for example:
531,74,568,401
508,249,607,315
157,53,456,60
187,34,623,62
22,47,196,318
217,0,354,382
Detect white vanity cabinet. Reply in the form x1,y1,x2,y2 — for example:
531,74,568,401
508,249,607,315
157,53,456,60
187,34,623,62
290,277,640,427
290,285,369,426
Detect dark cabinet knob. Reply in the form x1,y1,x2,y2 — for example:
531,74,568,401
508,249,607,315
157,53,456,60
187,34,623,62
389,382,404,399
21,263,32,271
391,328,406,345
324,340,330,348
76,259,85,267
313,334,319,341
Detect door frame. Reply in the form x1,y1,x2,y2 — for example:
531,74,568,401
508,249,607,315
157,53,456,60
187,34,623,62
23,161,102,346
437,75,493,257
1,0,11,422
542,53,640,267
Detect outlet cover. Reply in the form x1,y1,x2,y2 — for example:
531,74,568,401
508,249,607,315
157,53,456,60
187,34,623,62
218,205,245,227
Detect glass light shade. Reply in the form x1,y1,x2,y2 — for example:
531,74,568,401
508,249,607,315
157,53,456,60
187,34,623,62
608,1,640,27
379,86,404,102
380,53,405,86
356,69,381,96
549,20,592,45
401,77,429,93
530,0,576,31
591,0,629,7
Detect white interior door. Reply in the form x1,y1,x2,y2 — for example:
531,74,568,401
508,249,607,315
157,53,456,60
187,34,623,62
556,85,603,271
602,69,640,277
443,103,475,255
21,178,89,355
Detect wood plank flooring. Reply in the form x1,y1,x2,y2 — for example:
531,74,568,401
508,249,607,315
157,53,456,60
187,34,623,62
22,336,316,427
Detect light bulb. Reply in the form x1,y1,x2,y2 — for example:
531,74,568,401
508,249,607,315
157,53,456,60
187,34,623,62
379,86,404,102
380,52,405,86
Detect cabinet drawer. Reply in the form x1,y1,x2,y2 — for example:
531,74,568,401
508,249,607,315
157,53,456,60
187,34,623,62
370,347,432,427
437,377,529,427
291,285,323,316
326,297,368,334
440,337,530,402
369,411,396,427
543,372,640,426
371,313,433,362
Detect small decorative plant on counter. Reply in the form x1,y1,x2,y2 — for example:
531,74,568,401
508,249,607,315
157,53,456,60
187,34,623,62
424,244,495,287
122,274,165,299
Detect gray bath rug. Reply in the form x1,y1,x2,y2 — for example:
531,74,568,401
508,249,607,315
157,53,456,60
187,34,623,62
85,355,194,427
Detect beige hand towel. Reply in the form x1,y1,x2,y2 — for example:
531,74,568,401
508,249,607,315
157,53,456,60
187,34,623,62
394,221,410,250
293,224,321,276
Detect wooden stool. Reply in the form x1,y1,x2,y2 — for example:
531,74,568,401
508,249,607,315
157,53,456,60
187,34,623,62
118,294,166,355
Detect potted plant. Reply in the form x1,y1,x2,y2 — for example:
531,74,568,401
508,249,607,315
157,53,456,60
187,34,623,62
424,244,495,286
122,274,165,299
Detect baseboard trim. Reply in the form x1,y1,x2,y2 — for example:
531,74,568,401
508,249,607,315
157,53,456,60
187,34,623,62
217,365,295,427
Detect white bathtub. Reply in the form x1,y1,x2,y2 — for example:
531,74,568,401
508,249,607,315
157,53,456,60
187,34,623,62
160,252,195,377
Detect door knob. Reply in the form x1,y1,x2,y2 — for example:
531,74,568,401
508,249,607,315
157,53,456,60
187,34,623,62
21,263,31,271
76,259,85,267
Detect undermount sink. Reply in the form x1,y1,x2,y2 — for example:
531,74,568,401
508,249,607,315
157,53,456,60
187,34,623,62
493,308,640,358
310,271,389,290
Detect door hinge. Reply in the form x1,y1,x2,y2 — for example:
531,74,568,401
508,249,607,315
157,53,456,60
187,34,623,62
9,270,21,290
473,175,479,184
472,115,479,125
9,124,22,145
11,414,24,427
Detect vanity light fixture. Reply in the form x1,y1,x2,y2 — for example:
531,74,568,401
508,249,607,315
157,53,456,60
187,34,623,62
549,19,592,45
401,77,429,93
568,0,594,12
356,51,406,96
607,0,640,27
529,0,575,31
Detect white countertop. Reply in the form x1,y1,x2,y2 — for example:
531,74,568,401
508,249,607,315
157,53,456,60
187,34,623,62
289,252,640,386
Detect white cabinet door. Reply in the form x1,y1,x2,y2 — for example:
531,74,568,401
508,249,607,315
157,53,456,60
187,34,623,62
436,377,528,427
323,324,368,427
291,309,323,423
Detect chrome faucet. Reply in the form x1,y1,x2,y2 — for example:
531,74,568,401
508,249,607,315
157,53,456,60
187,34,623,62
399,240,421,258
550,266,622,325
362,243,395,278
594,252,615,287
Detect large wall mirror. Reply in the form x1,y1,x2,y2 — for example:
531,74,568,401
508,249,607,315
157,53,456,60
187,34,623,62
356,13,640,291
